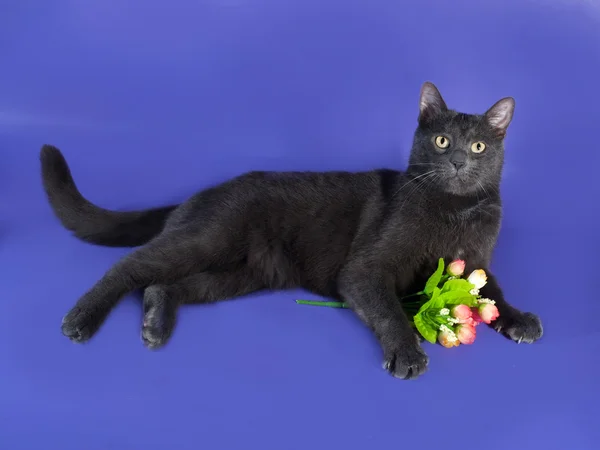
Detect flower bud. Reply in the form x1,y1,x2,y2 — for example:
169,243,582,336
456,324,477,344
451,304,472,321
447,259,466,277
470,308,483,325
478,303,500,324
467,269,487,289
438,326,460,348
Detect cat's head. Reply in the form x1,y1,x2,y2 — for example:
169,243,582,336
408,82,514,196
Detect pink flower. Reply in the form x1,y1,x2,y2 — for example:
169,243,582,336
470,308,483,325
478,303,500,324
467,269,488,289
451,304,472,321
456,324,477,345
459,317,478,327
447,259,466,277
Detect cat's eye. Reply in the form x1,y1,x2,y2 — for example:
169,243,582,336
471,141,486,153
435,136,450,149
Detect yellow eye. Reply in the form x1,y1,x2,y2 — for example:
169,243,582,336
435,136,450,149
471,141,486,153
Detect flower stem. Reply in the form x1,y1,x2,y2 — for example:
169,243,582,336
295,300,350,309
400,291,425,300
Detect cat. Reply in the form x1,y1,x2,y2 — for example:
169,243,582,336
40,82,543,379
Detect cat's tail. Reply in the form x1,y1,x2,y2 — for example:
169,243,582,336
40,145,179,247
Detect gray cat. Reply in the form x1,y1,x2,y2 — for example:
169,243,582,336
40,82,543,379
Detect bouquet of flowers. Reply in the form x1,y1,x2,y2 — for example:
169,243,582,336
400,258,499,347
296,258,500,348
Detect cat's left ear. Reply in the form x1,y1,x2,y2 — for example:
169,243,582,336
484,97,515,138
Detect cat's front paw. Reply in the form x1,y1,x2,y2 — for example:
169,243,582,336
382,335,429,380
413,328,425,343
493,311,543,344
61,306,102,343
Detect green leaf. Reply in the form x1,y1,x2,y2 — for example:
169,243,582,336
415,287,442,315
424,309,448,329
437,290,477,307
424,258,445,296
428,287,446,309
413,313,437,344
441,278,475,294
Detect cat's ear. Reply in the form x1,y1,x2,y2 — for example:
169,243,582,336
484,97,515,138
418,82,448,124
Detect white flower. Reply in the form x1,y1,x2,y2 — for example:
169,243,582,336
438,324,458,341
477,298,496,305
439,308,450,316
447,317,459,325
467,269,488,290
446,332,458,343
470,288,480,296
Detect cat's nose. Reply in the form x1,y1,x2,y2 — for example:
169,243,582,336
449,151,467,170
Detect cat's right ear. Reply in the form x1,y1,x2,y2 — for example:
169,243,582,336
418,82,448,124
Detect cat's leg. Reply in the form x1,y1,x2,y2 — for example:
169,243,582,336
338,262,429,380
140,285,178,349
141,267,265,349
478,271,543,343
61,235,226,343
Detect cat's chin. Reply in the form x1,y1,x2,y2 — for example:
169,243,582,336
440,176,480,196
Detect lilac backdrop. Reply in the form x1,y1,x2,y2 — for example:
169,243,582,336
1,1,598,449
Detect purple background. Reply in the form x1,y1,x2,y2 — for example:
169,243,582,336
1,1,598,449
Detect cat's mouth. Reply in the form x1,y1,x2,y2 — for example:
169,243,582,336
448,169,468,182
443,170,478,194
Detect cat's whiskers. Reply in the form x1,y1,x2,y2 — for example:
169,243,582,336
393,174,436,208
469,184,494,218
415,172,443,213
476,206,494,217
486,183,501,196
397,171,439,214
390,170,436,201
476,180,492,202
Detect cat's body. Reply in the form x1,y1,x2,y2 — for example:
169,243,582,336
41,82,543,379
